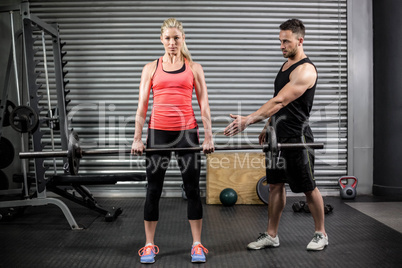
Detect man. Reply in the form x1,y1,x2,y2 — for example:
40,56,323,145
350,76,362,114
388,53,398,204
224,19,328,251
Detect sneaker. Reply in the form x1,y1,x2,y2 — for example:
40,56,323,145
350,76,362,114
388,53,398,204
247,232,280,250
138,244,159,264
306,232,328,251
191,243,208,263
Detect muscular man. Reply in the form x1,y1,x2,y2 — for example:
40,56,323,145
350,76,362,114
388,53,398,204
224,19,328,251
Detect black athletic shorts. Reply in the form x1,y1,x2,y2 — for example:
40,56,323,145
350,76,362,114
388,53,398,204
266,134,316,193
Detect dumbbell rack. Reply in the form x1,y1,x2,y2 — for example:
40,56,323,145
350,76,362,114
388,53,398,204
0,3,79,229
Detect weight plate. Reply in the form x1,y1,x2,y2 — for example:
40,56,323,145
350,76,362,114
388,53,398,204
68,131,80,175
267,126,277,157
0,137,14,169
1,100,16,127
0,170,9,190
9,105,39,133
256,176,269,205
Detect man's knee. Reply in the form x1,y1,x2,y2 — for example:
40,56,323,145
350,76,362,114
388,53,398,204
304,187,324,204
269,183,285,193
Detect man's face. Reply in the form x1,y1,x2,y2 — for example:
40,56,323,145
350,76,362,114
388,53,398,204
279,30,302,59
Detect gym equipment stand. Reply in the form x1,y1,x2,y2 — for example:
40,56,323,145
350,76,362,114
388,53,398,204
0,3,144,230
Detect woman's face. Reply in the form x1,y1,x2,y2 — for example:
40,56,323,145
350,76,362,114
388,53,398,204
161,27,184,56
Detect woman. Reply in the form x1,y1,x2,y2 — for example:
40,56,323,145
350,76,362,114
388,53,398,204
131,18,214,264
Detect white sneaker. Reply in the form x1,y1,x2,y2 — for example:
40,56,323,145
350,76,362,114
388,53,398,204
247,232,280,249
306,232,328,251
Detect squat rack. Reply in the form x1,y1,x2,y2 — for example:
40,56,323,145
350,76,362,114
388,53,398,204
0,1,79,229
0,2,142,229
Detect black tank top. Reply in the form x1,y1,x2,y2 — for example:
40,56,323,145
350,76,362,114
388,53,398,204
271,58,317,137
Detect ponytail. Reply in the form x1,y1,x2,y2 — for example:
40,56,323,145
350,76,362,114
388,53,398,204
181,41,192,62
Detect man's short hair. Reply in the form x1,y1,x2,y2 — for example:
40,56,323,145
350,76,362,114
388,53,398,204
280,19,305,38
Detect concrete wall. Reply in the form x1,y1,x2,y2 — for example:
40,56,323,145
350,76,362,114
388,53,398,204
347,0,374,195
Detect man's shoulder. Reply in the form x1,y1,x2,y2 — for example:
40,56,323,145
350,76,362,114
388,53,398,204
293,58,317,74
290,62,317,86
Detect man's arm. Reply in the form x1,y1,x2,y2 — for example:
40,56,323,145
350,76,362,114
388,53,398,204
224,63,317,136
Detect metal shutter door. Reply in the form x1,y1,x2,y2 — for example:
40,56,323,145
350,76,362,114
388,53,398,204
30,0,347,197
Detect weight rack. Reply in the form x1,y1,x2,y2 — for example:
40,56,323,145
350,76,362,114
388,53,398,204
0,2,139,229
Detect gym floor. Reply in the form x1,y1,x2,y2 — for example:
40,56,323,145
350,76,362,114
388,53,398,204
1,195,401,268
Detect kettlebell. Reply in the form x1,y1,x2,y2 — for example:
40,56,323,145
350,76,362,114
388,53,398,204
339,176,357,199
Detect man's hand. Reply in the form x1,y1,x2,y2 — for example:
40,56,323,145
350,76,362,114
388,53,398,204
224,114,249,136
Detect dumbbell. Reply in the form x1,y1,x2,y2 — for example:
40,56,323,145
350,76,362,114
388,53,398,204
292,201,306,212
324,204,334,214
292,201,334,214
291,201,311,212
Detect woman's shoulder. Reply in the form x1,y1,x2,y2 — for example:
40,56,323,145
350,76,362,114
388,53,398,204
142,59,158,74
145,59,158,68
189,60,203,73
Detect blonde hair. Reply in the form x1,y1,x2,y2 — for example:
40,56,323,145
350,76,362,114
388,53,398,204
160,18,192,62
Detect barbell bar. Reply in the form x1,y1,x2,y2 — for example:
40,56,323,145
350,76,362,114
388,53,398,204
19,144,269,158
19,143,323,158
19,127,324,175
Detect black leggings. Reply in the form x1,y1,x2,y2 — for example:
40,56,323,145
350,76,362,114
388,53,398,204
144,127,202,221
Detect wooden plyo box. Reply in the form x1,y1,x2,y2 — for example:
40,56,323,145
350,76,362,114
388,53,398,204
206,152,266,205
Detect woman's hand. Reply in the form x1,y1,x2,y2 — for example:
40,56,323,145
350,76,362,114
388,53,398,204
202,138,215,154
131,139,145,156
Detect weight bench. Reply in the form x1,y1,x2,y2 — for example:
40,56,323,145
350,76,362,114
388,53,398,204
48,173,145,185
47,173,146,222
3,173,146,229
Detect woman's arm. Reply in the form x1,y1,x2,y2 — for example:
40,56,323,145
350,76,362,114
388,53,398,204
191,62,215,154
131,61,156,155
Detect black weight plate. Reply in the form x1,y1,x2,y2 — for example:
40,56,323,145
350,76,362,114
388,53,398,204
0,170,9,190
9,105,39,133
256,176,269,205
68,131,80,175
0,137,14,169
267,126,277,157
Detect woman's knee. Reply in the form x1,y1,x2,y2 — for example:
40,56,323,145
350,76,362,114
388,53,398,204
184,186,200,200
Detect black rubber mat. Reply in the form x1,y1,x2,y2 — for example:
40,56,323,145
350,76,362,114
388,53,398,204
0,196,401,267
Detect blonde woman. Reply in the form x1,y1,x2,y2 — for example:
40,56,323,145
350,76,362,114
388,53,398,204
132,18,214,264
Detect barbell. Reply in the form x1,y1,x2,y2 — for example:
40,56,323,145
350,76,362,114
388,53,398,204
19,126,324,175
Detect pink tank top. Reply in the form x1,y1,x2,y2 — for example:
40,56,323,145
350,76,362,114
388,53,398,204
148,57,198,131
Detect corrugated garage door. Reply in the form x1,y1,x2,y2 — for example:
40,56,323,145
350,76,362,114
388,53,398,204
29,0,347,196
